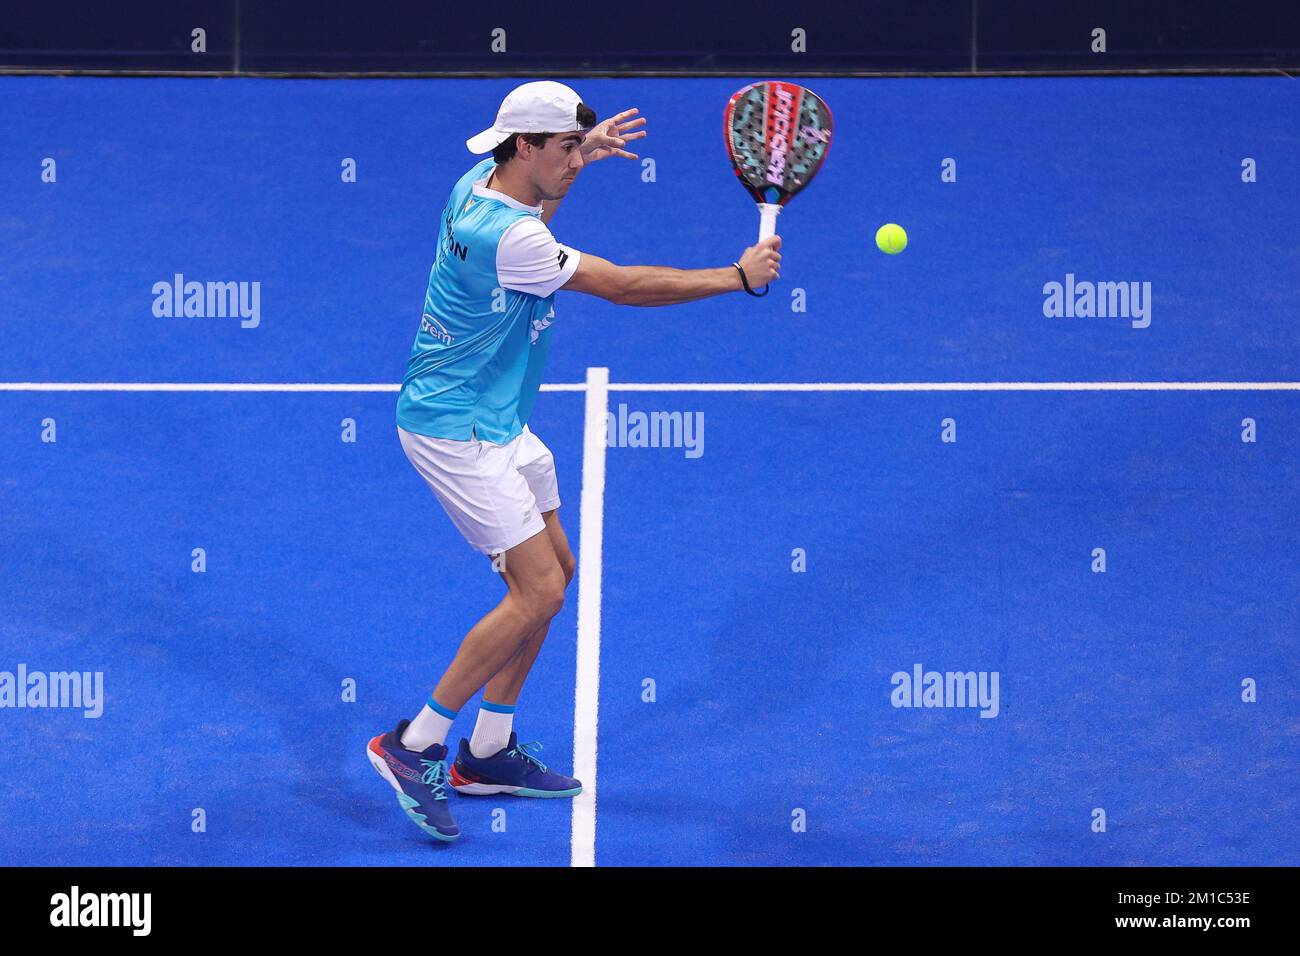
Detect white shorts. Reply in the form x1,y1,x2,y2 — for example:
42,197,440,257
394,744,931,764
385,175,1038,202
398,424,560,556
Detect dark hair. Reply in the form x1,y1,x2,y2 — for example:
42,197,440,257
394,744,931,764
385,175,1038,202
491,103,598,165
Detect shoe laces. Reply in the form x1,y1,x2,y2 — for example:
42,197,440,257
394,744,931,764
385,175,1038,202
507,740,549,773
420,758,449,800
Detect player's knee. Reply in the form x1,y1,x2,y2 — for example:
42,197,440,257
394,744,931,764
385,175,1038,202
528,589,565,625
519,571,566,624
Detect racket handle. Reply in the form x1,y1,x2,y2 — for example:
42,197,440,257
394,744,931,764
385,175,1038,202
757,203,782,241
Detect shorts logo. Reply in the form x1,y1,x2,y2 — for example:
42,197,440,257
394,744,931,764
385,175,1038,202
421,313,455,345
529,306,554,346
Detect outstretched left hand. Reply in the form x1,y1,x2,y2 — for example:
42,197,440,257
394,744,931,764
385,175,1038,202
581,108,648,163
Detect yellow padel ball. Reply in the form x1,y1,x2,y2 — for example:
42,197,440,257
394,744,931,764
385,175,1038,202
875,223,908,255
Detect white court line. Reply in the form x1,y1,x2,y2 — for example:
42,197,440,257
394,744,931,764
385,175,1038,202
3,380,1300,393
607,381,1300,392
0,382,588,393
571,367,609,868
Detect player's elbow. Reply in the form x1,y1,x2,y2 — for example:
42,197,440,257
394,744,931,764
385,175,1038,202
604,267,637,306
604,283,632,307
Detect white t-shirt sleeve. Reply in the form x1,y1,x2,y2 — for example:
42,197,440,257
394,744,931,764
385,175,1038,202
496,217,582,298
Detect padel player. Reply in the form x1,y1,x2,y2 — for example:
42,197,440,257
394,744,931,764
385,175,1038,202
367,81,781,841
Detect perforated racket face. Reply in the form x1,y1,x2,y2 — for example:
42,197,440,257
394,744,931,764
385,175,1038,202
725,81,833,206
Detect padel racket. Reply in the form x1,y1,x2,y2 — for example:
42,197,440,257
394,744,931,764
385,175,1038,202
724,81,833,242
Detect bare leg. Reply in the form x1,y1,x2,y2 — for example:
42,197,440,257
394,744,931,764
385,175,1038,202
483,510,575,705
429,524,567,711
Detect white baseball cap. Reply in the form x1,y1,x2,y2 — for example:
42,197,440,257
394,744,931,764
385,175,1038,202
466,81,586,154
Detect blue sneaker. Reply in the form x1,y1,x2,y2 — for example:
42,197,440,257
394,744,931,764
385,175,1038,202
449,733,583,798
366,719,460,842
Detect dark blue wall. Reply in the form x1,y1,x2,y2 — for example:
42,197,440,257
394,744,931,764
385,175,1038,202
1,0,1297,74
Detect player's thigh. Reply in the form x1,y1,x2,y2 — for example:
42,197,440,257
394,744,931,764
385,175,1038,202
514,427,571,581
494,526,565,609
489,514,571,599
541,510,575,585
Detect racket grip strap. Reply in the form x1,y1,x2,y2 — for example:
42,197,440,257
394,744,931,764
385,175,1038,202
732,262,768,297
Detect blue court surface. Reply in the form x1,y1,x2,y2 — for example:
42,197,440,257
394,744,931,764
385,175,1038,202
1,76,1297,866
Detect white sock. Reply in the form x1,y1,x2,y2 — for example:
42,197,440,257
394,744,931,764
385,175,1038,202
469,700,516,758
401,696,457,752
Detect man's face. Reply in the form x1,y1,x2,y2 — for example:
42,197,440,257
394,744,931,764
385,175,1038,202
525,131,587,201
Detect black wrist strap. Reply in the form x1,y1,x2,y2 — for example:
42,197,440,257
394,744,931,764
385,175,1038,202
732,262,768,297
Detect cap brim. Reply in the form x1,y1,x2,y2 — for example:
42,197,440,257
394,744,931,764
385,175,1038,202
466,127,506,154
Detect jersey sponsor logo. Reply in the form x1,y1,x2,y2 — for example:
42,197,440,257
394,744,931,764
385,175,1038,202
421,312,455,345
441,211,469,261
529,306,554,346
556,249,569,270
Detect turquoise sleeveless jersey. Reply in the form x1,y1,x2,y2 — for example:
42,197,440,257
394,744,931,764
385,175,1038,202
396,158,561,444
